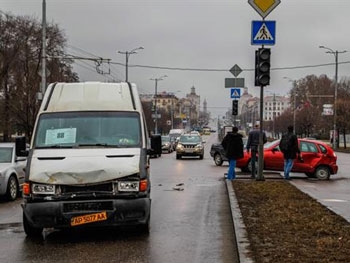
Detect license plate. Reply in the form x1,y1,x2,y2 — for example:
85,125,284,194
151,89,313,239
184,148,194,153
71,211,107,226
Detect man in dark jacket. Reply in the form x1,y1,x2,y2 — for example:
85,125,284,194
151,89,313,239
246,124,267,178
221,126,244,180
280,125,300,180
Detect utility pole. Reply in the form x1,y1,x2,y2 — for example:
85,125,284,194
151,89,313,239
293,91,297,133
117,47,143,82
150,75,167,134
273,93,276,138
319,46,347,149
41,0,46,98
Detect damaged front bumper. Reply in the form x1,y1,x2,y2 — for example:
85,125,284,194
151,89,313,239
22,197,150,229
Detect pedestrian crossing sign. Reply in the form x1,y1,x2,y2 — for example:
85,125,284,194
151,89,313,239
230,88,241,99
251,20,276,45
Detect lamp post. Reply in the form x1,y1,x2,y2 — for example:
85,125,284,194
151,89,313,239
41,0,47,98
150,75,167,134
284,77,298,133
319,46,347,149
293,92,297,133
170,90,181,129
117,46,144,82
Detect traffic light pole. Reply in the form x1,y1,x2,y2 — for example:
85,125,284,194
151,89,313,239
257,85,265,181
254,46,270,181
249,0,278,178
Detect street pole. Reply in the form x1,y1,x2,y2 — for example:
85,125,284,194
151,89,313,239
319,46,347,150
41,0,46,97
293,91,296,133
151,75,167,134
125,51,129,82
334,51,338,149
117,46,143,82
257,85,265,181
273,93,275,138
154,79,158,134
171,98,174,130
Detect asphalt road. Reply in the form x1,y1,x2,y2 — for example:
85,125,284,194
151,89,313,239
0,133,239,263
289,151,350,223
0,133,348,263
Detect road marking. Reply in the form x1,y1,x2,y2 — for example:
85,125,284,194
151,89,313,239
320,199,349,202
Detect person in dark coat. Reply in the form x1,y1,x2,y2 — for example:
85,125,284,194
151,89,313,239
280,125,300,180
246,124,267,178
221,126,244,180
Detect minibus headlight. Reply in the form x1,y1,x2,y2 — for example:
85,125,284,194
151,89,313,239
32,183,56,195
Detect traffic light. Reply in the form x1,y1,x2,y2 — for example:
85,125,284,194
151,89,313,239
232,100,238,115
255,48,271,86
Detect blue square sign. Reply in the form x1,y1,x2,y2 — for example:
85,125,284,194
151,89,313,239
252,20,276,45
230,88,241,99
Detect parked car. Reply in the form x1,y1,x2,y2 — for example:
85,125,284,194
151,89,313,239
176,134,205,159
0,142,27,201
210,138,248,166
210,138,338,180
161,135,174,153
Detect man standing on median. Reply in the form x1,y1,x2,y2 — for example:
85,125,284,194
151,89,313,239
279,125,301,180
221,126,244,181
246,124,267,178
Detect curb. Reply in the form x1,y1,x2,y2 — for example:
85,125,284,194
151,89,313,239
226,179,254,263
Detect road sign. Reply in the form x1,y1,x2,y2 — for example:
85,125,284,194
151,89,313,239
230,88,241,99
322,104,334,116
225,78,245,88
248,0,281,19
252,20,276,45
151,113,161,119
229,64,242,77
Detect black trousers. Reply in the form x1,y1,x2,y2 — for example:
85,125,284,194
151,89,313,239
251,148,258,177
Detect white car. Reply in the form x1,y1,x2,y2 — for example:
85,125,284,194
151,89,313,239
0,143,26,201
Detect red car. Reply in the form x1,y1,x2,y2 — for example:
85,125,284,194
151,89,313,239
234,139,338,180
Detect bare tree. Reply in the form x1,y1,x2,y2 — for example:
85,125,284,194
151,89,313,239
0,12,78,141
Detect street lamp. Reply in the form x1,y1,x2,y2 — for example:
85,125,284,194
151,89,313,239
284,77,298,132
319,46,347,149
117,46,144,82
169,90,181,129
150,75,168,134
41,0,47,98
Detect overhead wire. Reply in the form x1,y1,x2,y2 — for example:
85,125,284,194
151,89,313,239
64,44,350,78
110,61,350,72
65,44,123,80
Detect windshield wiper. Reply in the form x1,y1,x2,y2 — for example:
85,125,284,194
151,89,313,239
76,143,121,148
36,145,75,149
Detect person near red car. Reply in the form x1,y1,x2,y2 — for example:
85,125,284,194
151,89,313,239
221,126,244,180
246,124,267,178
280,125,301,180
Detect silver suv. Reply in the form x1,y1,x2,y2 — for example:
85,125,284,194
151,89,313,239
176,134,204,160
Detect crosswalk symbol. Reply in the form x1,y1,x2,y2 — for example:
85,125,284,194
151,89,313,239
230,88,241,99
251,20,276,45
254,23,273,41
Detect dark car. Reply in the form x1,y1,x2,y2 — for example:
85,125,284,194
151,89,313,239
176,134,205,159
210,138,247,167
161,135,174,153
210,138,338,180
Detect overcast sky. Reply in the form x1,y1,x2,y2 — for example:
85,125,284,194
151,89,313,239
1,0,350,116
